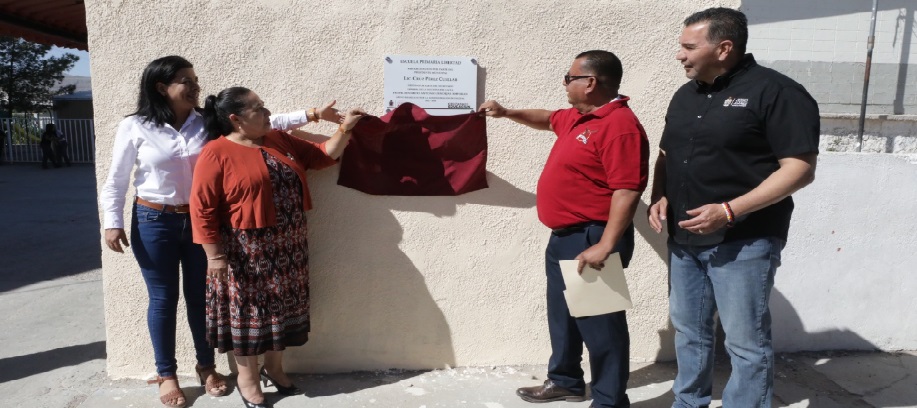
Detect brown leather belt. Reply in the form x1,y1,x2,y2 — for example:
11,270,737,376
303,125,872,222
136,197,190,214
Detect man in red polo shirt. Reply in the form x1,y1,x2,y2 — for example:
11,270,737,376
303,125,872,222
479,50,649,408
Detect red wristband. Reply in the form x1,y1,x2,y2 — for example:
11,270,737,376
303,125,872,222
722,202,735,227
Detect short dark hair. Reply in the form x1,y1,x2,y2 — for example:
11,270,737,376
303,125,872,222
130,56,194,127
202,87,252,140
574,50,623,94
684,7,748,54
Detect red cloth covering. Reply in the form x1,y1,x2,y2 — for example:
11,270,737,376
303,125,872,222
338,103,488,196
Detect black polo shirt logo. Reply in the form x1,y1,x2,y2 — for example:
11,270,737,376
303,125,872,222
723,96,748,108
723,97,749,107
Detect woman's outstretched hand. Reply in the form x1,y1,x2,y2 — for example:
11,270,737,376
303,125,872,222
317,100,343,123
341,109,367,132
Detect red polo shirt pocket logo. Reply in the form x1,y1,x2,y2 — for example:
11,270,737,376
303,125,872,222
576,128,594,144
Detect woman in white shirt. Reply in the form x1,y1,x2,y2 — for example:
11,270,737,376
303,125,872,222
100,55,341,408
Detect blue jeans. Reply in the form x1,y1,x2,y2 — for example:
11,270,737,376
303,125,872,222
668,237,785,408
131,203,213,377
546,223,634,408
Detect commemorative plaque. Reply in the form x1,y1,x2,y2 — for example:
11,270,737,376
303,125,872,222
383,55,478,116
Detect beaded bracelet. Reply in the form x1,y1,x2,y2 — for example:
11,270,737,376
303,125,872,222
722,202,735,227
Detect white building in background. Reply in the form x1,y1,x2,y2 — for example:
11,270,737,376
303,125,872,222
743,0,917,153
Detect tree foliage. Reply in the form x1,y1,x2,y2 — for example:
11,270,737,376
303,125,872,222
0,36,79,117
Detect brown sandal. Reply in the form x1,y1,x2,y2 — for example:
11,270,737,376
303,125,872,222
195,364,228,397
147,375,186,408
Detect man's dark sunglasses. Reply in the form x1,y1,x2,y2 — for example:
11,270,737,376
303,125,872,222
564,75,596,85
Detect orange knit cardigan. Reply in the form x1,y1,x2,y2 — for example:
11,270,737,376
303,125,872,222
190,130,336,244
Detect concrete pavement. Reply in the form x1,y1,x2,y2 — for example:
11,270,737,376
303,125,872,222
1,164,915,408
0,163,106,408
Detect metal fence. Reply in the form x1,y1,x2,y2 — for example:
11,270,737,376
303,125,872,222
0,117,95,164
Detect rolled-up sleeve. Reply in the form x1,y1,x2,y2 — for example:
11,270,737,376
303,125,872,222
190,148,224,244
99,120,138,229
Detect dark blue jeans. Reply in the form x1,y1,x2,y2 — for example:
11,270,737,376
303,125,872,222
131,203,213,377
546,223,634,408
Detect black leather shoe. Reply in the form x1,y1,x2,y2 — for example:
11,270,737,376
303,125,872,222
516,379,586,403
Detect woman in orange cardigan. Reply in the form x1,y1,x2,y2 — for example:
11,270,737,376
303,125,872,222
190,87,363,408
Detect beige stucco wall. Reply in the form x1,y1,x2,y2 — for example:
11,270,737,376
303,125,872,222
88,0,739,378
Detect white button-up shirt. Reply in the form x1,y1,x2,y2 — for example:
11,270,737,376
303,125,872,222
100,109,309,229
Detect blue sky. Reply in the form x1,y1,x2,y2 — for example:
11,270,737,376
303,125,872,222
48,46,91,77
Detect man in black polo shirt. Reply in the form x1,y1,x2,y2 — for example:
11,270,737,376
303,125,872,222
648,8,819,407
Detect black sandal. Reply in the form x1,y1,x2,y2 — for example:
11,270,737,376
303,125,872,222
259,366,302,395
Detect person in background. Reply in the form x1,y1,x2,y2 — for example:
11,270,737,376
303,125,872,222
47,123,72,166
99,56,342,408
191,86,364,408
40,123,61,169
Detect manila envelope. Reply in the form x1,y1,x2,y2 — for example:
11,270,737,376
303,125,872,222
560,253,633,317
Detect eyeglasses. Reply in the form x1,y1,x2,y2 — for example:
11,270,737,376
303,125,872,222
564,75,596,85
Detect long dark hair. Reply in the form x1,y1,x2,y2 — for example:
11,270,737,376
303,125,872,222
129,56,194,127
202,87,252,140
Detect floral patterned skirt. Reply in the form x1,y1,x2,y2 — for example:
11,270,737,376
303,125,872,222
206,151,310,356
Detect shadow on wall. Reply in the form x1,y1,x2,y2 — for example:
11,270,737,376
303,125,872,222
768,290,917,407
741,0,914,114
627,287,913,407
740,0,914,23
633,200,669,262
476,64,486,113
893,7,912,114
632,192,892,350
770,290,878,352
387,171,536,216
626,201,910,406
288,171,536,373
744,0,916,72
632,199,677,362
